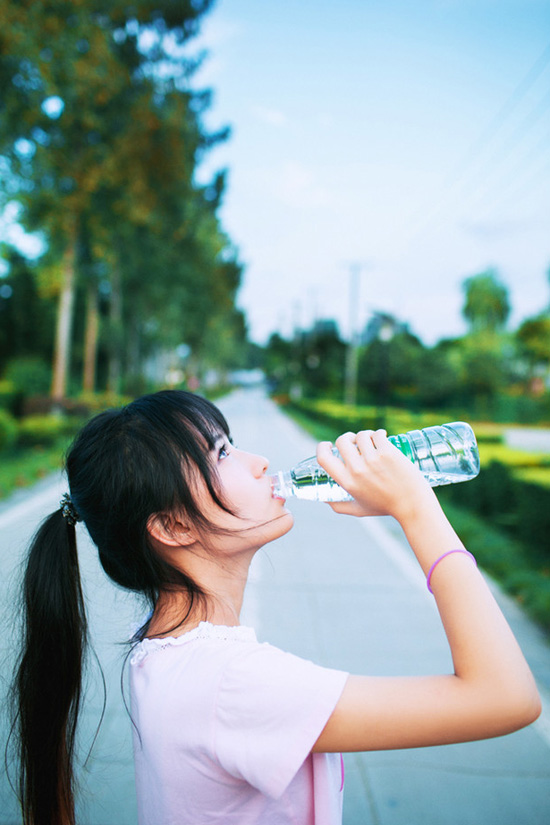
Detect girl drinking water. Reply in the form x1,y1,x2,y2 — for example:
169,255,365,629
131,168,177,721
12,390,540,825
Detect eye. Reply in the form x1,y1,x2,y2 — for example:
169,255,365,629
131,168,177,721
217,441,232,461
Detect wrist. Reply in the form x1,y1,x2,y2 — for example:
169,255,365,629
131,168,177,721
398,495,463,571
393,485,441,528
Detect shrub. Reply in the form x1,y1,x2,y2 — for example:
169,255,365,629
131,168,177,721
16,415,83,448
3,357,51,416
4,356,51,396
0,379,17,412
0,408,18,452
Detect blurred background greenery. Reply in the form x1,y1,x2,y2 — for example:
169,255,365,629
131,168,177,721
0,1,549,626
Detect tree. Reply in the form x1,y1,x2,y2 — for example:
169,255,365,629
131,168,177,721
0,1,134,397
415,339,462,408
0,0,234,399
459,269,512,410
462,269,510,333
0,246,55,367
357,316,424,406
515,314,550,392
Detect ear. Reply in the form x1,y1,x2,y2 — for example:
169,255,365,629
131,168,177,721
147,512,196,548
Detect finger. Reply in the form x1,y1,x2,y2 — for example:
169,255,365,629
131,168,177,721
327,500,364,515
335,430,366,470
355,429,380,457
316,440,347,480
368,429,389,452
316,439,335,465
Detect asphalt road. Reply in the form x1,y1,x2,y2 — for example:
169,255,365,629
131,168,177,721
1,388,549,824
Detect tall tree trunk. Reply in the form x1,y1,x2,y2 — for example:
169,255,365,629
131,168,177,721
107,265,123,394
50,234,77,401
127,318,141,383
82,281,100,393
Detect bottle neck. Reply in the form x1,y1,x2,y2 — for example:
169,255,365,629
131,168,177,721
270,470,292,499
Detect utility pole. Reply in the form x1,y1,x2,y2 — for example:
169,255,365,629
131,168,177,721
344,262,364,407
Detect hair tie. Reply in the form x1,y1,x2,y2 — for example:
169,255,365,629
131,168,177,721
426,549,476,594
60,493,81,526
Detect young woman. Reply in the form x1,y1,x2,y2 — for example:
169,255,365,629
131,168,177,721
13,390,540,825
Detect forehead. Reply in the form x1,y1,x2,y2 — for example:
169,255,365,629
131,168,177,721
189,419,229,454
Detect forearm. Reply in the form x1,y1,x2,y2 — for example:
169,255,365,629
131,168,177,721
400,494,541,725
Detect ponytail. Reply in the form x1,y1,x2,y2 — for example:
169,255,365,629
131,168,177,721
14,508,88,825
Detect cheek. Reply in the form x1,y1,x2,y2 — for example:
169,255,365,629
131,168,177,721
218,465,255,510
222,472,269,519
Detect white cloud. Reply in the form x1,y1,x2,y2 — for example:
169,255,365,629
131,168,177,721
272,161,331,208
253,106,288,127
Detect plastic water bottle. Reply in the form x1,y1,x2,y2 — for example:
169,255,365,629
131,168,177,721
270,422,480,502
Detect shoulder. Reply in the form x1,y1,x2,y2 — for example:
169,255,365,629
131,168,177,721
217,638,348,721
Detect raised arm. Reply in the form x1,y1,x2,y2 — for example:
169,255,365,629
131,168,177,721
312,430,541,753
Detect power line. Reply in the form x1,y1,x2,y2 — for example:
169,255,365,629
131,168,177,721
442,42,550,190
462,92,550,212
394,43,550,256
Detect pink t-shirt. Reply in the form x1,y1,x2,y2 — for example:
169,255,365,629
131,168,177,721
129,622,349,825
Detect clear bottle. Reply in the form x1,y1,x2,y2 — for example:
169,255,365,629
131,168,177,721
270,422,480,502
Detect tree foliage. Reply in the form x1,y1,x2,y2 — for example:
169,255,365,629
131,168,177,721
462,269,511,333
263,264,550,420
0,0,245,399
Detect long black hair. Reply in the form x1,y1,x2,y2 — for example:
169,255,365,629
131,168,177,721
13,390,233,825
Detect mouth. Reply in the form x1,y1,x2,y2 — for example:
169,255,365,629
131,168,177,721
269,474,286,502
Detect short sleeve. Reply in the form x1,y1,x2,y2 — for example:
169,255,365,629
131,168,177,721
214,642,348,799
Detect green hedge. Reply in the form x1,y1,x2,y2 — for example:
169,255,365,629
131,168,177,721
284,397,504,444
439,500,550,631
0,408,18,451
0,413,86,454
0,379,17,412
15,415,85,448
285,398,444,437
437,462,550,567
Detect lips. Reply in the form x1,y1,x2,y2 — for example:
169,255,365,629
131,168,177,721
270,476,286,501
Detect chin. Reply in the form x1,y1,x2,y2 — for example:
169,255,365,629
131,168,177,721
259,508,294,545
273,508,295,538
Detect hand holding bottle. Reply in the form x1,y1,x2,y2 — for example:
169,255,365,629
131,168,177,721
270,421,480,503
316,429,436,523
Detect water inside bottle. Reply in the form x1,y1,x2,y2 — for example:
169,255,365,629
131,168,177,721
288,471,353,501
389,422,479,486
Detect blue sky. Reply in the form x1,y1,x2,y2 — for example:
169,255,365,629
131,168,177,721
193,0,550,345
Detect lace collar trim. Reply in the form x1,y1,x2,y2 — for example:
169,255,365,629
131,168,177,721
130,621,257,665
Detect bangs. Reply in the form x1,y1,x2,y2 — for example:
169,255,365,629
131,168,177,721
124,390,233,518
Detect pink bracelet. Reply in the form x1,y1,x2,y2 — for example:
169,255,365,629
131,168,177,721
426,549,477,594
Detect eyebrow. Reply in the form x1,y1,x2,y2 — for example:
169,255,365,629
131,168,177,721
212,433,230,449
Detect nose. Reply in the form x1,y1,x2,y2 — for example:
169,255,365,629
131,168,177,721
247,450,269,477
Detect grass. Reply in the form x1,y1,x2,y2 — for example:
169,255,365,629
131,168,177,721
514,467,550,488
0,439,70,501
478,442,550,467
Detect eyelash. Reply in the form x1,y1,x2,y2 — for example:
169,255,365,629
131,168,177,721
218,438,234,460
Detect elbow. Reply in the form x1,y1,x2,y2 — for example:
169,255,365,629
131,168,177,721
518,688,542,729
499,682,542,735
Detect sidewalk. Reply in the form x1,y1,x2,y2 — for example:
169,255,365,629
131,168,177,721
1,388,549,824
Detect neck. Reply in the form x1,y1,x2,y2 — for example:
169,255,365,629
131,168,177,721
149,542,256,637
